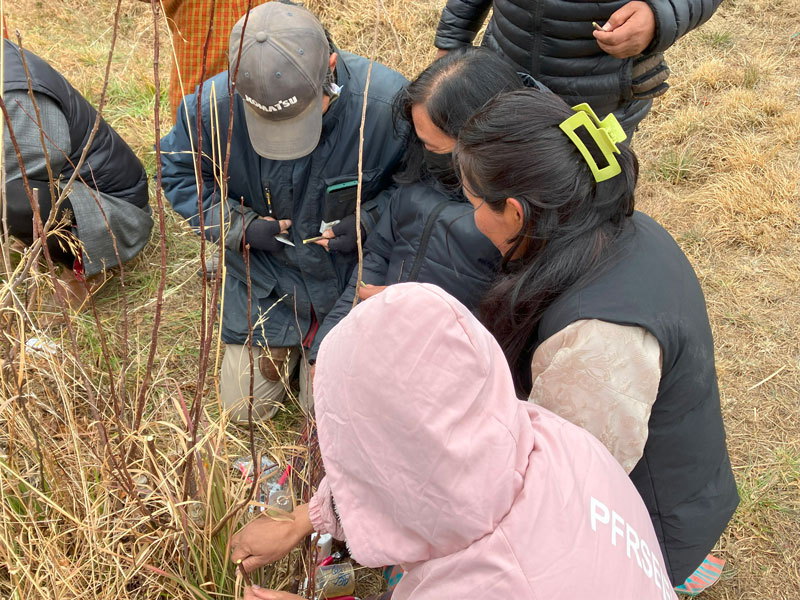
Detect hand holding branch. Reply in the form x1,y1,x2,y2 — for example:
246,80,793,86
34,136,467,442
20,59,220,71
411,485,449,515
358,283,388,301
244,587,304,600
230,504,314,573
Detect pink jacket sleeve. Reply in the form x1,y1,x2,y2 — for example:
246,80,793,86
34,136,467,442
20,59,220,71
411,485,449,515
307,476,346,540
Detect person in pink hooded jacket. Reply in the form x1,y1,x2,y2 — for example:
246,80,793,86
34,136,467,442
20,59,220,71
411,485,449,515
231,283,678,600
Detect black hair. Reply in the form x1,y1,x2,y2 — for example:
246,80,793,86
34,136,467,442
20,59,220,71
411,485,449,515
393,47,523,184
454,88,638,394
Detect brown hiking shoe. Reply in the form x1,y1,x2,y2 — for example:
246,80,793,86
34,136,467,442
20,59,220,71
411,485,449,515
34,267,106,319
52,267,105,311
258,346,291,382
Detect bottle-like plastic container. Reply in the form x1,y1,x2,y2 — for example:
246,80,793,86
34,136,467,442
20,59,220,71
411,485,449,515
267,485,292,510
314,562,356,597
231,456,278,482
264,464,292,510
312,532,333,564
232,457,292,512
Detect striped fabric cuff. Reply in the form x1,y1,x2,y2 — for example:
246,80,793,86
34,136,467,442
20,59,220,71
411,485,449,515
674,554,725,596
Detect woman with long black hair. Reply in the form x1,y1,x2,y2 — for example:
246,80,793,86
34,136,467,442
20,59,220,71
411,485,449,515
308,46,528,362
455,88,739,595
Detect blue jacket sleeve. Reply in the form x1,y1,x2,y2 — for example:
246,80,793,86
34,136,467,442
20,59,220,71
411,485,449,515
434,0,494,49
359,184,398,236
644,0,723,54
309,189,400,362
160,88,257,250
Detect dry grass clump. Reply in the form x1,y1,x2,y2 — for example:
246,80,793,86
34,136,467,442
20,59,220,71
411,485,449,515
693,163,798,250
304,0,443,78
2,1,319,598
2,0,800,599
1,290,319,599
684,53,781,93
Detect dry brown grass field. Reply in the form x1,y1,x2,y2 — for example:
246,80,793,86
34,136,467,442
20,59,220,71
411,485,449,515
1,0,798,598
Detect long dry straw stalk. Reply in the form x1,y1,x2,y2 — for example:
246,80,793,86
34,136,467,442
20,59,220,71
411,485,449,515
351,1,382,310
0,0,397,597
1,0,9,279
131,0,169,436
0,2,272,598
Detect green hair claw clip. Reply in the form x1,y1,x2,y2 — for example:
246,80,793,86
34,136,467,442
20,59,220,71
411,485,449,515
559,103,627,183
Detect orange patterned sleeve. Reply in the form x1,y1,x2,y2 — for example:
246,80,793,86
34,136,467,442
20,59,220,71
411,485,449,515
164,0,267,120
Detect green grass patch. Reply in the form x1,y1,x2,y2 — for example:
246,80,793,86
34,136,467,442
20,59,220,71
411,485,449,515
103,76,166,124
654,148,699,184
742,60,763,89
699,30,735,49
676,227,709,251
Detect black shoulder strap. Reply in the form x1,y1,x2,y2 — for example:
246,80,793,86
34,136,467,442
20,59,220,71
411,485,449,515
407,201,449,281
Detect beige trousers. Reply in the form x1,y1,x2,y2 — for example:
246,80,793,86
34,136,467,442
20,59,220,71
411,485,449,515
219,344,313,422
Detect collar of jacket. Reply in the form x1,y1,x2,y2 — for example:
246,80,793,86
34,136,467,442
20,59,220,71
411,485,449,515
425,175,469,201
320,51,354,139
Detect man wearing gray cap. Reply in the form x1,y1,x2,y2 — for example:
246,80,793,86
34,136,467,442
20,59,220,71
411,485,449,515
160,1,408,421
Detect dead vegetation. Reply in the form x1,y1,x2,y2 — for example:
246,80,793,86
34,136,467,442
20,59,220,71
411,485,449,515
1,0,799,598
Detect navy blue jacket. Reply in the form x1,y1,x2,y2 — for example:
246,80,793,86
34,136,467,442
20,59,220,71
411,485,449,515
160,52,408,347
311,181,500,361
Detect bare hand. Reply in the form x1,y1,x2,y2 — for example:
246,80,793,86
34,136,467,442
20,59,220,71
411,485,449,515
593,1,656,58
245,587,304,600
313,228,334,251
358,284,388,301
230,504,313,573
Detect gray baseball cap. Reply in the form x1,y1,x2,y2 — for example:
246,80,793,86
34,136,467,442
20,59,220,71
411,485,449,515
229,2,330,160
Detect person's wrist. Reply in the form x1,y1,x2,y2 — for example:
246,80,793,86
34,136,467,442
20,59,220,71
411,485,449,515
291,504,314,542
637,0,658,52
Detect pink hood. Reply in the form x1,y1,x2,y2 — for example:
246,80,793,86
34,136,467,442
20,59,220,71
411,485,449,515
314,283,677,600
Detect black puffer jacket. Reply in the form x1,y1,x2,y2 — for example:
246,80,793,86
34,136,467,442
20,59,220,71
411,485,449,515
310,181,500,361
435,0,721,131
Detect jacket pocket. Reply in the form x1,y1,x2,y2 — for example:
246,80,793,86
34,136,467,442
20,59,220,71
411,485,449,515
224,267,280,343
322,168,382,224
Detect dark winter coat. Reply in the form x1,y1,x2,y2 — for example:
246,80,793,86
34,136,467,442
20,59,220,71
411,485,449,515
531,211,739,584
310,181,500,361
4,40,149,210
160,51,408,347
3,39,152,275
434,0,722,132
